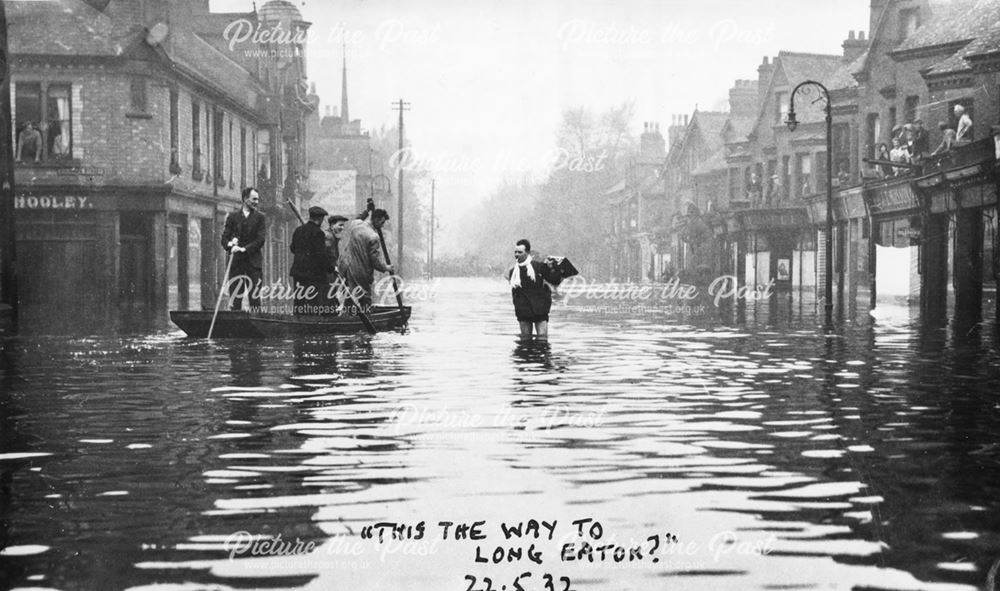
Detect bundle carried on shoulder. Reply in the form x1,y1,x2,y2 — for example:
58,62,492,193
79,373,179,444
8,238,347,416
544,256,579,284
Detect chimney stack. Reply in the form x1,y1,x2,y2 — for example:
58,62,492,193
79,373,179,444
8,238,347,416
842,29,867,62
729,79,759,117
667,114,688,149
640,121,665,162
757,56,775,102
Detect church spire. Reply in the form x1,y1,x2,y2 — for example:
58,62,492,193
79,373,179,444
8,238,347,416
340,42,349,124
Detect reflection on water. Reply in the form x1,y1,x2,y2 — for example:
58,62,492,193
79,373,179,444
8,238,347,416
0,278,998,591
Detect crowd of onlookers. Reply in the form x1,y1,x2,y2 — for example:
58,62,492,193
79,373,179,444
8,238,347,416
873,104,973,178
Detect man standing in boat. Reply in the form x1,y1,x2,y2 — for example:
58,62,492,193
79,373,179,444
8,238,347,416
221,187,266,310
337,208,393,311
290,206,333,315
506,239,562,340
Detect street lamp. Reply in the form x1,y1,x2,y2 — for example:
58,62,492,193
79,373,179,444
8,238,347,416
786,80,834,328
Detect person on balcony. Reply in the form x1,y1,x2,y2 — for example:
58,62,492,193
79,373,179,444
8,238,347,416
930,121,956,157
954,105,973,142
909,119,929,163
889,137,909,176
746,172,763,205
875,143,893,178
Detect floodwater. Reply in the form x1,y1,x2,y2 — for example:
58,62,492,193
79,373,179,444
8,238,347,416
1,278,999,591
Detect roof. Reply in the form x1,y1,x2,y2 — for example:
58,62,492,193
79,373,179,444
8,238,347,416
748,51,845,133
894,0,998,53
258,0,303,23
723,116,756,143
924,14,1000,76
695,112,729,139
778,51,844,87
826,51,866,91
164,28,265,111
7,0,119,56
690,151,727,176
690,111,729,156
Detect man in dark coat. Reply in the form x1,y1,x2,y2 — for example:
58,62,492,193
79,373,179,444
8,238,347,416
909,119,929,163
506,238,561,340
290,206,332,315
221,187,266,310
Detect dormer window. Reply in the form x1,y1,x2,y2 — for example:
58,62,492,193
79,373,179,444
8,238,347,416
899,8,920,41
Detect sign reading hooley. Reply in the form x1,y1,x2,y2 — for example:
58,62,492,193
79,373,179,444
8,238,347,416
15,195,96,210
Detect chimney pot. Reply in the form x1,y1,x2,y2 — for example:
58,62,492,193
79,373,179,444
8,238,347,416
848,30,855,39
859,31,866,40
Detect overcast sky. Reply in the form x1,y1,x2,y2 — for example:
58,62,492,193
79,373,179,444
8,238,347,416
211,0,870,253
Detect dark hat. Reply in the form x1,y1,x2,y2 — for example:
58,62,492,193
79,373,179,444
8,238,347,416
328,214,349,225
308,206,328,218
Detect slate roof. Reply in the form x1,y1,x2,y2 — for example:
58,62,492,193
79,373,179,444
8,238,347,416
7,0,119,56
163,27,265,111
695,112,729,141
691,151,727,176
778,52,844,88
826,51,866,91
924,13,1000,76
894,0,999,52
723,116,756,143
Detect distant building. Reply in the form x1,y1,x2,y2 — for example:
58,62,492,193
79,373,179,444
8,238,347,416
8,0,314,331
607,122,664,281
305,52,374,216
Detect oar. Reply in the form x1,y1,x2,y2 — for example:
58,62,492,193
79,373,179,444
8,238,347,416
285,200,377,334
375,226,405,311
207,252,235,339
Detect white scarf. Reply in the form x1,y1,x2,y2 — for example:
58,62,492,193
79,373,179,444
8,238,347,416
509,255,535,288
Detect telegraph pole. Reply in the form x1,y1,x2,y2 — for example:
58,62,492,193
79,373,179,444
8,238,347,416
391,99,410,272
0,0,18,332
429,179,435,278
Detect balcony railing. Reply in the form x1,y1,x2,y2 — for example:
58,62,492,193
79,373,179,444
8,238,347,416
920,136,996,175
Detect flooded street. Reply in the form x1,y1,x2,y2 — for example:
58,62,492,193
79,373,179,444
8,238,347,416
2,278,999,591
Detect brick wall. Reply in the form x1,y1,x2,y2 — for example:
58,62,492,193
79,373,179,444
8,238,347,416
11,63,261,206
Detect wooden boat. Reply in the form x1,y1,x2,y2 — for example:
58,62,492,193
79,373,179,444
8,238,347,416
170,306,411,338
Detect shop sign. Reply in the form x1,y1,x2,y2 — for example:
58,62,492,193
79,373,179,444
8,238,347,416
14,196,95,209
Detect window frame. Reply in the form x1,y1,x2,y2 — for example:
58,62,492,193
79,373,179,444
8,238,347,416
14,81,74,163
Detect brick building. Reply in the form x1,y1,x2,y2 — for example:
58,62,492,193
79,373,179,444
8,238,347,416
647,0,999,326
607,122,665,282
8,0,313,331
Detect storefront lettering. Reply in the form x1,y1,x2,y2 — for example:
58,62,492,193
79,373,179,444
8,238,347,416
14,196,93,209
871,185,918,213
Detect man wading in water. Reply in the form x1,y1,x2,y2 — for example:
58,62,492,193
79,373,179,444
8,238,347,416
506,239,564,340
